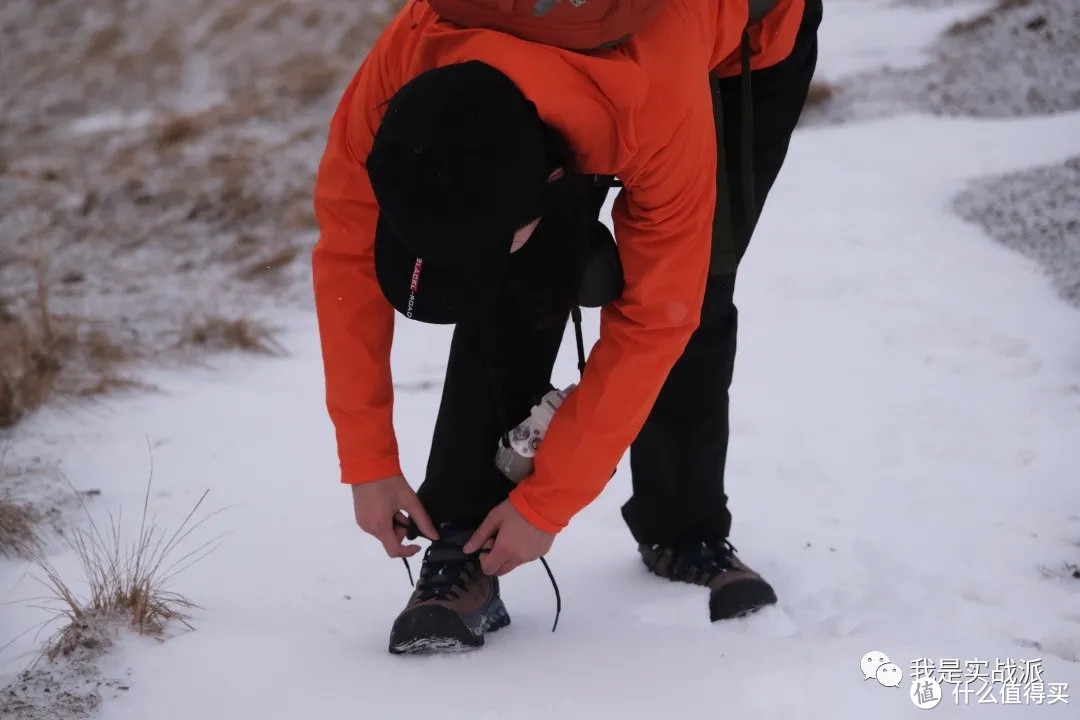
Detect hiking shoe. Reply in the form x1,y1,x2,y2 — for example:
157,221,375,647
638,539,777,621
388,528,510,654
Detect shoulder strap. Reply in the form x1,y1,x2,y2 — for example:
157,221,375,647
748,0,779,24
709,24,758,276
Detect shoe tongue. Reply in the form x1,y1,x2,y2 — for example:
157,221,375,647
423,524,476,564
426,545,469,564
679,539,725,568
433,523,474,547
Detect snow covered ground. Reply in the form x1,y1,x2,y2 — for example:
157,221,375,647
3,1,1080,718
815,0,991,80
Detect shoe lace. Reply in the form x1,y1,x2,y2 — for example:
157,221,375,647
395,519,562,632
672,538,739,582
412,539,486,601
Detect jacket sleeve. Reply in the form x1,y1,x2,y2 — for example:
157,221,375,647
508,96,716,533
312,58,403,486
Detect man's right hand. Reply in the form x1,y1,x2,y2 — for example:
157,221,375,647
351,475,439,557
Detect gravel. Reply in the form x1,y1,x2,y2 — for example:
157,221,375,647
807,0,1080,122
955,156,1080,306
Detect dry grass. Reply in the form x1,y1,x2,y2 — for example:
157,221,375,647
0,0,403,434
25,473,218,659
179,315,283,354
218,180,264,222
81,329,130,366
217,232,263,264
0,497,37,558
946,0,1032,36
0,308,133,428
2,253,283,424
238,245,302,281
85,26,124,57
155,113,203,149
0,236,147,425
1,246,66,426
273,52,344,104
280,196,318,231
76,376,156,398
0,447,40,559
0,313,61,429
804,79,835,110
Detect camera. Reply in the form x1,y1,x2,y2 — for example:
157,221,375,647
494,385,576,483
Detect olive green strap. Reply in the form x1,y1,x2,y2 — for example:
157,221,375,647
748,0,779,24
709,70,738,277
739,28,757,232
710,30,755,276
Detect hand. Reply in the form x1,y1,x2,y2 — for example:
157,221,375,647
351,475,439,558
463,499,555,576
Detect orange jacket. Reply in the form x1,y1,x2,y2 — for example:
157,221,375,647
313,0,805,533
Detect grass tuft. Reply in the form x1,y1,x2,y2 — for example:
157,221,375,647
0,447,41,559
77,376,156,398
0,497,37,558
179,315,283,355
238,245,301,281
0,311,134,427
25,466,219,659
0,313,61,428
155,114,203,148
804,79,835,110
0,246,114,426
274,53,343,104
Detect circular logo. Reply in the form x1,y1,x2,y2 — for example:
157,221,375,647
910,677,943,710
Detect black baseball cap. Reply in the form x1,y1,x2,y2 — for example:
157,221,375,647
368,61,551,324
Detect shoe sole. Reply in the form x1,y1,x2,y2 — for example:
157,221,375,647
638,553,779,622
709,580,778,622
388,599,511,655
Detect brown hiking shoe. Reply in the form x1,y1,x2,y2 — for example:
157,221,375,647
639,539,777,621
388,528,510,654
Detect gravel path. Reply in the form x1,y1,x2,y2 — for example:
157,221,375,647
955,156,1080,306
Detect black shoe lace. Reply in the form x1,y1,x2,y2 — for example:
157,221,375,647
395,520,562,632
539,555,561,632
412,539,486,602
674,539,738,583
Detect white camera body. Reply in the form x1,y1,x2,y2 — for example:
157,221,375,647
494,385,575,484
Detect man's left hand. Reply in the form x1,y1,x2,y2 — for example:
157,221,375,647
463,499,555,576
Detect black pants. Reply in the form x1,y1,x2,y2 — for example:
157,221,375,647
418,0,822,543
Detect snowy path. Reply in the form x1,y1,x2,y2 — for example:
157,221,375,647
4,2,1080,718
